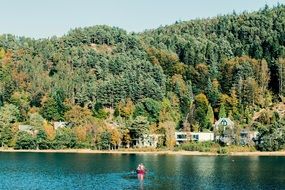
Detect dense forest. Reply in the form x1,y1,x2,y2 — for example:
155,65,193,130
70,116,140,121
0,5,285,151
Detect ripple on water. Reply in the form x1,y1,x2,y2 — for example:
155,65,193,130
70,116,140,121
0,171,157,190
0,153,285,190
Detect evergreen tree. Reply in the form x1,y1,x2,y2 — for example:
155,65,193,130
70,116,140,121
218,103,226,118
206,104,214,129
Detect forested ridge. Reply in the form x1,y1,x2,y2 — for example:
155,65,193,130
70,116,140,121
0,5,285,151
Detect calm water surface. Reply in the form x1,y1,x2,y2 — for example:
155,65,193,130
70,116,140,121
0,152,284,190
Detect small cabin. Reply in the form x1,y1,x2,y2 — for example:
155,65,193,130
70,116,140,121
53,122,72,130
18,125,38,135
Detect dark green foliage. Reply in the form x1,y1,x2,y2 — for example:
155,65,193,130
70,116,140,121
206,79,220,108
93,103,109,119
95,58,165,106
36,130,50,150
97,131,111,150
41,97,64,121
133,98,161,123
143,98,161,123
64,25,141,49
40,90,67,121
256,120,285,151
54,128,77,149
0,104,20,146
133,103,146,118
0,126,13,147
15,132,36,150
129,116,149,139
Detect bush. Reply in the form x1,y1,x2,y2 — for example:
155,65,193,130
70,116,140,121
217,147,229,154
255,120,285,151
15,132,36,150
54,128,77,149
227,145,256,152
176,141,220,153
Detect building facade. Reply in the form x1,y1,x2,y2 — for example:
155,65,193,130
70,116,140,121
175,131,214,144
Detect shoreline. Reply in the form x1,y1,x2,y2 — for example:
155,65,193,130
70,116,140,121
0,149,215,155
0,149,285,156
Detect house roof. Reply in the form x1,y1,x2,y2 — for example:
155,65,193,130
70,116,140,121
54,121,72,128
214,118,234,128
18,125,33,131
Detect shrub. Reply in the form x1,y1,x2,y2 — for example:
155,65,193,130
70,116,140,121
217,147,229,154
177,141,220,153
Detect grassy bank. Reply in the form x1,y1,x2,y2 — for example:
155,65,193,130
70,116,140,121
174,142,258,154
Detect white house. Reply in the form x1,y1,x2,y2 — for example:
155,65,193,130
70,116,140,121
214,118,235,145
18,125,38,135
53,122,71,130
175,131,214,144
19,125,33,132
191,132,215,141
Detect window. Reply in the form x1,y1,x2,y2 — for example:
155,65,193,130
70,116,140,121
193,134,199,141
221,119,228,126
177,134,187,139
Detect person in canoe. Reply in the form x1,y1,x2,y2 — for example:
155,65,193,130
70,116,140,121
136,163,146,180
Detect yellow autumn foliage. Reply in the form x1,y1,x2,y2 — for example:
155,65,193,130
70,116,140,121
43,120,55,140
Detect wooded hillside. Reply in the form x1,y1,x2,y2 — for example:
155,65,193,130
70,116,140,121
0,5,285,150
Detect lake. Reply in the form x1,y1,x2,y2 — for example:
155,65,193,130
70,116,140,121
0,152,284,190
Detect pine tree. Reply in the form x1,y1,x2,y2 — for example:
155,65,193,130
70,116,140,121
218,103,226,118
206,104,214,125
278,58,285,97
